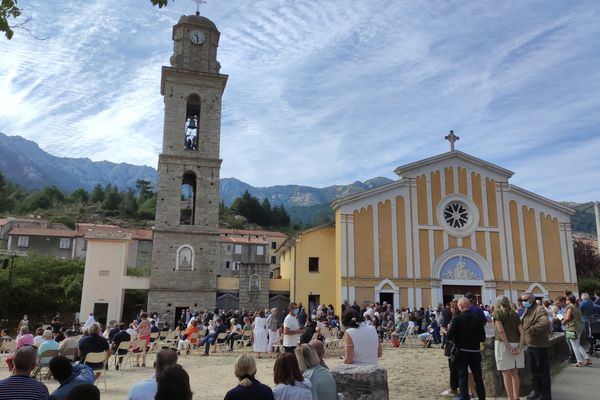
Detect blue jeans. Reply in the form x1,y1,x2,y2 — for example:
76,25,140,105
455,350,485,400
204,333,217,354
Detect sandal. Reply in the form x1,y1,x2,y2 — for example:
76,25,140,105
573,362,584,367
585,359,592,366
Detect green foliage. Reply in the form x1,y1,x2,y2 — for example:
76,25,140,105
577,277,600,297
570,203,596,234
90,184,105,203
137,195,157,219
228,191,290,228
50,215,76,229
0,0,21,40
0,255,84,325
574,238,600,279
135,179,153,203
102,190,122,211
70,188,89,204
150,0,169,8
120,190,138,217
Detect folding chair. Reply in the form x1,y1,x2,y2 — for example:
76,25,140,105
112,341,131,370
213,332,228,353
32,349,59,380
59,347,78,362
236,328,252,351
84,351,108,390
401,325,418,347
148,331,160,353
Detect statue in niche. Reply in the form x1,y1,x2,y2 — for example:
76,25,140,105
444,257,480,280
178,246,193,270
249,275,260,292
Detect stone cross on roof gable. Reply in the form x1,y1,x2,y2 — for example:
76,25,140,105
192,0,206,16
445,130,460,151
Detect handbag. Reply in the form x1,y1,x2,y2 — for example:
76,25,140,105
444,339,458,362
565,331,577,340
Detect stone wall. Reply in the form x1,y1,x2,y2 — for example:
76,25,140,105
332,364,389,400
482,333,570,397
238,262,270,311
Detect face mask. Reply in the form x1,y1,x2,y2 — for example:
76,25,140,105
522,301,531,309
294,309,299,315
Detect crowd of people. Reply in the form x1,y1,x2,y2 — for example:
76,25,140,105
0,289,598,400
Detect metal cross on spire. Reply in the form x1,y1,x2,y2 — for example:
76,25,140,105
192,0,207,16
445,130,460,151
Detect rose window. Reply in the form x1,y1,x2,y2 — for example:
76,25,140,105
444,202,469,229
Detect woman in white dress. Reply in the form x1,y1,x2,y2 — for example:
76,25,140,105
253,310,269,358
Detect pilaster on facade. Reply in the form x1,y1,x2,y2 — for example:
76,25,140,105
516,204,530,281
391,200,399,278
373,205,380,278
559,222,571,283
534,212,547,282
498,182,514,282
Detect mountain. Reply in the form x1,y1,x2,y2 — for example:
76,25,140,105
0,132,393,208
0,132,157,192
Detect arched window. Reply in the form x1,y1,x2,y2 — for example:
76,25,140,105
176,245,194,271
180,171,196,225
249,274,260,292
184,94,200,151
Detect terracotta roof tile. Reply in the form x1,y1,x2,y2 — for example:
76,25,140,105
8,228,79,238
220,236,269,245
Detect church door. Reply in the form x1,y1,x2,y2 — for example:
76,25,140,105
442,285,481,306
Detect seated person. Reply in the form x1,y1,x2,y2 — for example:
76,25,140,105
300,321,318,345
48,356,94,400
128,349,178,400
58,330,79,360
65,384,99,400
226,319,243,351
111,323,131,369
224,354,274,400
150,320,160,334
0,346,49,400
33,327,45,347
78,323,110,378
0,329,12,343
38,330,60,364
177,320,199,354
201,318,227,356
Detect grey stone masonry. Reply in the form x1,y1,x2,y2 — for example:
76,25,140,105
331,364,389,400
238,262,270,311
148,13,227,317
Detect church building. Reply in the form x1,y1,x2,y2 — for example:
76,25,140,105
280,133,577,312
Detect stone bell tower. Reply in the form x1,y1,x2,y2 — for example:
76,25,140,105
147,12,228,315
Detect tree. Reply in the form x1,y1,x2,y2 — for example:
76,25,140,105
135,179,153,203
50,215,76,230
0,0,21,39
102,190,122,211
120,190,138,217
70,188,89,204
90,184,105,203
574,238,600,279
231,191,266,225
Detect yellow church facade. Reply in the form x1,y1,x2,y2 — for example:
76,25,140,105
280,149,577,313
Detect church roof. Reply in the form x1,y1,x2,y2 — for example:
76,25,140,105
509,185,574,215
393,150,514,179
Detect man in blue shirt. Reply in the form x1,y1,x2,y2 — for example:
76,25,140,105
201,318,227,356
48,356,94,400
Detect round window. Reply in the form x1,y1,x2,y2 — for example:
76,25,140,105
443,202,469,229
437,194,479,238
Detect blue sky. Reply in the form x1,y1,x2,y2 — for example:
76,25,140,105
0,0,599,202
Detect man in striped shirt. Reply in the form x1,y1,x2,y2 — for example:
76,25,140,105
0,346,49,400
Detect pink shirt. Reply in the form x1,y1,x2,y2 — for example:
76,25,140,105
137,320,151,337
16,334,34,348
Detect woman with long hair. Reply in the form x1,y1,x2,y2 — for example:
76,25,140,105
342,308,381,365
224,354,274,400
563,294,592,367
493,295,525,400
273,353,312,400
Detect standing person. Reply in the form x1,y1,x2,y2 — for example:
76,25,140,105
295,344,337,400
0,347,49,400
266,308,280,356
17,315,29,332
579,293,596,344
224,354,274,400
493,295,525,400
342,308,381,365
520,292,551,400
563,294,591,367
446,297,486,400
82,314,96,331
253,310,269,358
282,303,303,353
272,353,312,400
135,312,151,367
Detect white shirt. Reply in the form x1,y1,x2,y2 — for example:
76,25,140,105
273,379,312,400
283,314,300,347
82,315,96,330
128,377,157,400
346,325,379,365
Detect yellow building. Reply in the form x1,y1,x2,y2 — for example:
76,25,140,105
282,147,577,313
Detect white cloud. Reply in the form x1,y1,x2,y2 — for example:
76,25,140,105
0,0,599,201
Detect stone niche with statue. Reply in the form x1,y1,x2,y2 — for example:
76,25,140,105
238,261,270,311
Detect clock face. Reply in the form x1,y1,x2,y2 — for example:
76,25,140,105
188,30,205,45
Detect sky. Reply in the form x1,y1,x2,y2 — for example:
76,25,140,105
0,0,599,202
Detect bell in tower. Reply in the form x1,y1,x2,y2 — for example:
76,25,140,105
148,8,228,316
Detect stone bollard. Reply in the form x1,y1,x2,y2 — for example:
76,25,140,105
331,364,389,400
